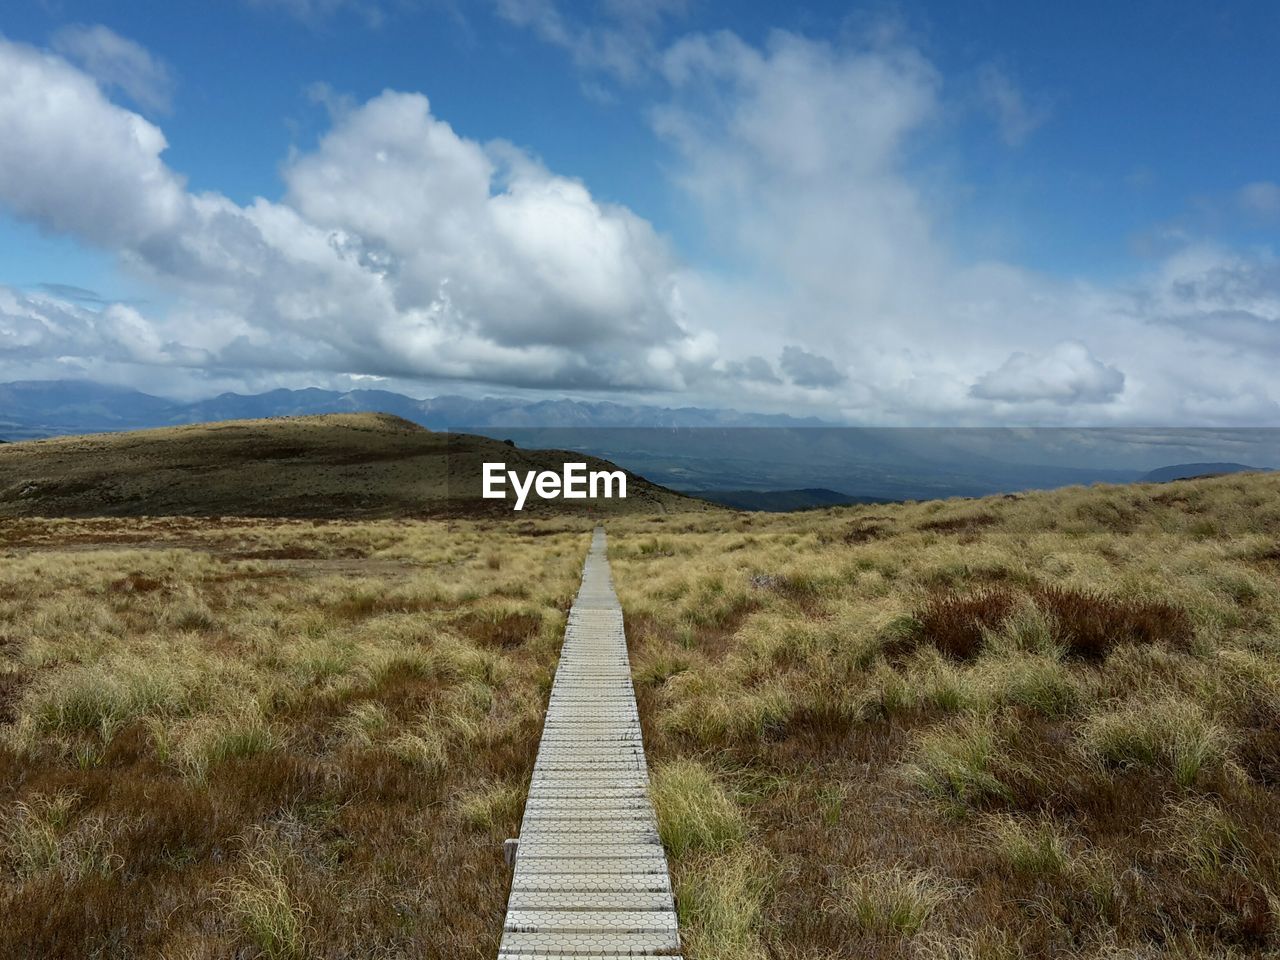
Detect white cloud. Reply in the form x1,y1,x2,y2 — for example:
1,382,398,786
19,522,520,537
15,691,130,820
3,27,1280,427
51,24,175,114
970,341,1124,404
493,0,687,83
644,29,1280,424
0,35,706,393
0,37,186,246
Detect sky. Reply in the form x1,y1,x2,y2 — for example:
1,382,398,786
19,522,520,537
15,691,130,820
1,0,1278,425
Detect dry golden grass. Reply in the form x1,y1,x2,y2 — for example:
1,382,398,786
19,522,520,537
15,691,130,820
612,471,1280,959
0,413,702,518
0,512,597,958
4,470,1279,958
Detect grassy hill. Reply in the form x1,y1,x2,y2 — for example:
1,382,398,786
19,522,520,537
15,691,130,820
0,412,703,518
1,472,1277,957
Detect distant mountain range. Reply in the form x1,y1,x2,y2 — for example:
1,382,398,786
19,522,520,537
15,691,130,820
2,380,1276,503
0,380,825,441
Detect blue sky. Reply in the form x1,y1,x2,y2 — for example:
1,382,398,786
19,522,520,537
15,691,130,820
1,1,1278,423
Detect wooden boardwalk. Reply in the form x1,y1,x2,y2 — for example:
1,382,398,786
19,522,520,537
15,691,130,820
498,527,682,958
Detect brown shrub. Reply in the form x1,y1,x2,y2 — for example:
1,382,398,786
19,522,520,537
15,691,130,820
108,573,165,594
908,589,1017,661
0,670,26,724
842,521,888,544
918,513,1000,534
459,610,542,649
328,592,443,620
1031,585,1193,661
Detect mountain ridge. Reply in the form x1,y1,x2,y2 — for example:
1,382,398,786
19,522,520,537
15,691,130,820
0,379,830,441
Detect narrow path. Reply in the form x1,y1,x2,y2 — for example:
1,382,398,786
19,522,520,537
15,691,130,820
498,527,682,958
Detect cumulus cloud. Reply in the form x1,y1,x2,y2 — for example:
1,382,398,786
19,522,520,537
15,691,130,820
0,38,186,245
0,35,708,392
970,341,1125,404
0,286,200,368
51,24,174,114
4,26,1280,426
724,355,780,384
643,28,1280,424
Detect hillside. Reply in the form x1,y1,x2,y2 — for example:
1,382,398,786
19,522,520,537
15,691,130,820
0,413,703,518
1,471,1278,957
607,470,1280,958
1141,461,1267,483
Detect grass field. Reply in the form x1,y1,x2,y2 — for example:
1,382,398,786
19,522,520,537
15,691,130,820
0,514,595,958
2,470,1278,958
612,471,1280,959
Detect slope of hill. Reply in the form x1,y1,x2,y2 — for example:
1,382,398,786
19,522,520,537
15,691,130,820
608,469,1280,958
2,470,1279,957
1141,461,1267,482
0,413,703,518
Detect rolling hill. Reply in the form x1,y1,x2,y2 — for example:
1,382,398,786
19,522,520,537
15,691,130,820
0,413,704,518
1140,462,1268,482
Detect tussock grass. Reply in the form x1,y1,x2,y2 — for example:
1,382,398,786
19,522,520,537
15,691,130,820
5,471,1280,957
984,813,1073,876
651,758,746,856
832,862,956,937
27,662,195,737
457,780,525,831
904,719,1012,808
608,471,1280,957
1082,699,1232,786
1153,797,1248,880
673,849,771,960
176,710,280,779
2,792,121,882
219,836,311,960
0,514,592,957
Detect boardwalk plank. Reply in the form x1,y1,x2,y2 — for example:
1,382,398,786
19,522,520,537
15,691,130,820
498,528,680,958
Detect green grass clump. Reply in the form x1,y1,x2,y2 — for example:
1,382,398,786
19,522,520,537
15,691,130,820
220,846,310,960
985,814,1072,876
29,664,191,737
457,781,525,831
1082,700,1231,786
674,849,771,960
904,719,1012,808
833,862,955,937
651,759,746,857
1156,798,1248,879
